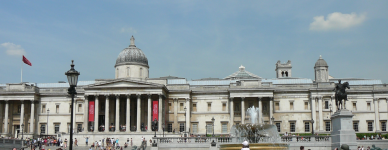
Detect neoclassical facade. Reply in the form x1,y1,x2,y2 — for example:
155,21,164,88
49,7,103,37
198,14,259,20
1,37,387,145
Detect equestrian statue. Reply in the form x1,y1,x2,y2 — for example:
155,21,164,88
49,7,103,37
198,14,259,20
333,80,350,110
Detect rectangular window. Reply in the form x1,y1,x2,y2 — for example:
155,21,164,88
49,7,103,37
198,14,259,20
42,105,46,113
179,123,184,132
325,122,331,131
325,101,329,109
78,104,82,112
381,122,386,131
353,122,359,132
368,122,373,131
168,103,172,112
180,103,184,111
167,123,172,132
40,124,46,134
207,103,211,111
56,105,59,113
193,124,198,133
276,123,281,132
290,102,294,110
77,124,82,132
222,123,228,133
304,102,308,110
100,102,105,111
353,103,357,111
305,122,310,132
275,102,279,111
207,123,213,134
367,102,371,111
222,103,226,111
55,124,60,133
192,103,197,112
290,122,295,132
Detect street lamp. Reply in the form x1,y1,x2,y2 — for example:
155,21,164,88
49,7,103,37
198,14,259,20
311,119,315,135
21,124,24,140
211,117,215,137
271,116,275,125
47,108,50,136
184,106,187,135
65,60,80,150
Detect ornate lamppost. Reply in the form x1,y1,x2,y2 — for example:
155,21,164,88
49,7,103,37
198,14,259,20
65,60,80,150
311,119,315,135
211,117,215,137
271,116,275,125
47,108,50,136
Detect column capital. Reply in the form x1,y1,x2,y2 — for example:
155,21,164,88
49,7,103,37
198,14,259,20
148,94,152,98
30,100,35,103
241,97,245,101
126,94,131,98
257,97,262,100
94,94,99,97
229,97,234,101
185,98,190,102
20,100,24,104
269,97,274,101
4,100,9,103
136,94,141,98
115,94,120,98
104,94,110,97
173,98,178,101
84,95,89,99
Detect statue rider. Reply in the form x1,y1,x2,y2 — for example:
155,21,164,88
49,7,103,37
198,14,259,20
333,79,350,110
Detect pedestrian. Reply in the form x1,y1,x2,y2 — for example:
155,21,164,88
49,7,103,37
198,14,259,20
300,146,304,150
150,139,152,146
64,138,68,149
75,138,78,146
84,136,89,146
131,138,133,146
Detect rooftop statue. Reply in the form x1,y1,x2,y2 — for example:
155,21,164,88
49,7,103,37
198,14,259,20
333,80,350,110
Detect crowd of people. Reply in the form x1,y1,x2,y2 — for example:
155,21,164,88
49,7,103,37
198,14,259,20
88,136,150,150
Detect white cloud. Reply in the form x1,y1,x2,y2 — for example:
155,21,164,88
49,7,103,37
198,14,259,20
1,42,26,56
309,12,366,31
120,27,137,34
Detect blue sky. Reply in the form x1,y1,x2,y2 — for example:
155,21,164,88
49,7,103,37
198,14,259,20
1,1,387,84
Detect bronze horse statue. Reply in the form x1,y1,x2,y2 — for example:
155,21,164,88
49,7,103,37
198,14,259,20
333,80,350,110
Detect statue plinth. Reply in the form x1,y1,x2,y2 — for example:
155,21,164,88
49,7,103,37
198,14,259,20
331,109,357,150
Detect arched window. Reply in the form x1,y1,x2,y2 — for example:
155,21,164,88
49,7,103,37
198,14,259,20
127,67,130,77
281,71,284,77
140,68,143,77
285,71,288,77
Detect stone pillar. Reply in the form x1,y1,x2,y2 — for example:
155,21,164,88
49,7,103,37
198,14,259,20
84,95,89,133
105,95,109,132
94,95,99,133
331,109,357,149
374,98,380,131
4,100,9,134
258,97,262,124
136,94,141,132
115,95,120,132
229,97,234,129
20,101,24,132
318,96,323,131
173,98,178,131
30,100,35,133
147,94,151,132
126,95,130,132
186,98,191,133
331,96,336,114
158,94,163,132
241,97,245,124
311,97,316,132
269,97,273,124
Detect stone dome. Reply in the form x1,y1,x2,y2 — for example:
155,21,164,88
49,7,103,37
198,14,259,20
115,36,149,68
315,55,328,67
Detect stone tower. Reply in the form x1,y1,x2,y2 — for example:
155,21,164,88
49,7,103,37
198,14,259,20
275,60,292,78
314,55,329,82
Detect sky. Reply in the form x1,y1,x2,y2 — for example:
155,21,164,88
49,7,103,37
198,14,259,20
1,1,388,84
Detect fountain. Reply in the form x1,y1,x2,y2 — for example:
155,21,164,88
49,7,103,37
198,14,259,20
220,106,289,150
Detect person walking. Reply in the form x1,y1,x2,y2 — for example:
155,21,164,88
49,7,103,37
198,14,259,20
84,136,89,146
64,138,68,149
131,138,133,146
75,138,78,146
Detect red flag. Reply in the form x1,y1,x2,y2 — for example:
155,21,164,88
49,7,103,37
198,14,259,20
22,55,32,66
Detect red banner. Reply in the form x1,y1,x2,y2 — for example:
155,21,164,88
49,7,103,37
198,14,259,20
152,101,158,121
89,101,95,122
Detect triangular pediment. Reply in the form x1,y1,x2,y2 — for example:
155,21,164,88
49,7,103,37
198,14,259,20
86,78,164,88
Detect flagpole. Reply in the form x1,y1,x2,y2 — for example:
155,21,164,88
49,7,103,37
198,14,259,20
21,60,23,83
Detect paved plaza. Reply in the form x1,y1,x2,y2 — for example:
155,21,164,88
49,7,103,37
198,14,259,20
22,145,151,150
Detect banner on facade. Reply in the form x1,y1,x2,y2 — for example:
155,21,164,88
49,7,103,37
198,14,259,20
89,101,95,122
152,101,158,121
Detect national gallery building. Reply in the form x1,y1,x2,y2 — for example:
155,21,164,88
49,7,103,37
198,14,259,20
1,36,387,144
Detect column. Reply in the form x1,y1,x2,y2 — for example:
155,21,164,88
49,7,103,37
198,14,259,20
185,98,191,133
20,101,24,132
4,100,9,134
84,95,89,133
241,97,245,124
105,95,109,132
269,97,273,124
331,96,336,114
318,96,323,131
173,98,178,131
136,94,141,132
147,95,151,132
94,95,99,133
311,97,316,132
30,100,35,133
126,95,130,132
158,94,163,131
258,97,262,124
374,98,380,131
229,97,234,129
115,95,120,132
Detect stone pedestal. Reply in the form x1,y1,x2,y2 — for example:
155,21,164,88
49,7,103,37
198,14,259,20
331,109,357,150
